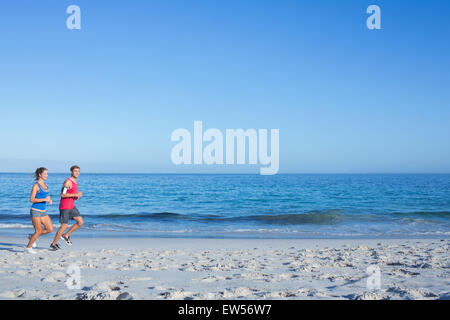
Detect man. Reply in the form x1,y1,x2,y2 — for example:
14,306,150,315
50,165,84,250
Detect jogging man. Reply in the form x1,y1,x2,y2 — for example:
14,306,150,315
50,165,84,250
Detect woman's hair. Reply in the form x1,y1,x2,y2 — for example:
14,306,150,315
34,167,47,180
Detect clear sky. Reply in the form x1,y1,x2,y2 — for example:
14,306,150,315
0,0,449,173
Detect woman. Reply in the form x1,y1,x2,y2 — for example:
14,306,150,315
26,167,54,253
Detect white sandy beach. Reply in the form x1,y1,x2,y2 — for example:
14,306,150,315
0,236,448,300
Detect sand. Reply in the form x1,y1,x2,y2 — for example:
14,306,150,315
0,236,448,300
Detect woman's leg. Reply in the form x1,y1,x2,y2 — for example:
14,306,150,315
39,215,54,235
27,217,42,248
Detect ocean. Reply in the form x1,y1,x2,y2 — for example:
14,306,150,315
0,173,449,239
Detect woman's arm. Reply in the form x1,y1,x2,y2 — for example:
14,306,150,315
30,184,49,203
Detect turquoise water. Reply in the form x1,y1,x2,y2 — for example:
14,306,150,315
0,173,449,238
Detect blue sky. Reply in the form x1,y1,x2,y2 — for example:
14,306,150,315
0,0,449,173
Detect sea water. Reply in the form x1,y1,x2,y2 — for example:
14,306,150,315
0,173,449,239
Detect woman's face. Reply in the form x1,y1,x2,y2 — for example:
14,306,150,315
40,170,48,181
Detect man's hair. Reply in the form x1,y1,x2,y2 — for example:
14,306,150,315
70,165,80,172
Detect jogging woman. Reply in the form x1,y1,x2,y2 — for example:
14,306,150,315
26,167,54,253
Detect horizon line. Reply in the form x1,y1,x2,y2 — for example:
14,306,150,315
1,172,449,175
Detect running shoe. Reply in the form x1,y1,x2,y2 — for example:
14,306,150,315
49,243,61,251
25,247,37,254
27,234,37,248
62,235,72,246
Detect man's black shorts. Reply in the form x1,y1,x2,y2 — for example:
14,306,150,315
59,207,81,224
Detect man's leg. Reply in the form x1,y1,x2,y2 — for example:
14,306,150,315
63,216,83,238
51,224,68,246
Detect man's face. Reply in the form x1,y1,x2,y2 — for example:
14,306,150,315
72,168,80,178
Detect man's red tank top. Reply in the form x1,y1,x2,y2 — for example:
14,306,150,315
59,178,78,210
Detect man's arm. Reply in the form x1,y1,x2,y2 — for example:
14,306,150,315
60,180,78,198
